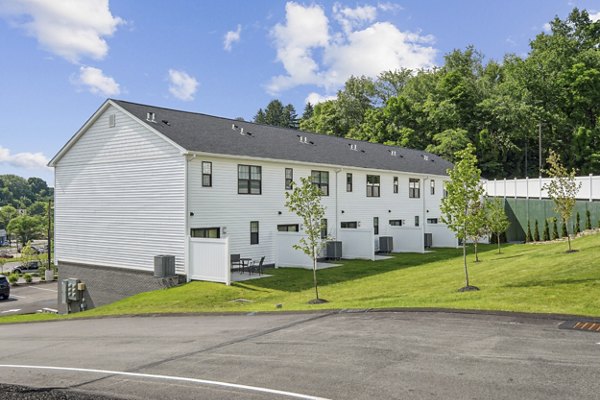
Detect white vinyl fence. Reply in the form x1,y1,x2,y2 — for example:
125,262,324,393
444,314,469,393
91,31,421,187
484,175,600,201
189,237,230,284
388,227,423,253
338,228,375,260
427,224,459,248
275,232,314,268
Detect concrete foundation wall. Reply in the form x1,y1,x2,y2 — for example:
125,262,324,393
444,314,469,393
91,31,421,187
57,262,185,314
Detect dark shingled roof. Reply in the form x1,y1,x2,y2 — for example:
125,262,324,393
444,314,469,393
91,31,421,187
113,99,452,176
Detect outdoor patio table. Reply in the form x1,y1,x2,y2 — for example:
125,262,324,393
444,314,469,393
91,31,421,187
240,258,252,274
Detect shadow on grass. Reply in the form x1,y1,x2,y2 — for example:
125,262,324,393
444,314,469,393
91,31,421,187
503,277,600,288
237,247,466,293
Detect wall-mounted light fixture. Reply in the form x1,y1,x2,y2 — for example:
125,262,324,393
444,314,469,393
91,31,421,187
341,210,345,214
278,211,282,215
189,212,194,216
388,210,391,213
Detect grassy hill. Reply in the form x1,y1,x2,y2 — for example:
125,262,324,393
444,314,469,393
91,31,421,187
3,231,600,323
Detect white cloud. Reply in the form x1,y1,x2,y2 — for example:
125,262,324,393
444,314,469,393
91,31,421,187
168,69,198,101
75,66,120,96
589,11,600,22
305,92,336,105
377,2,403,12
0,146,49,170
267,2,436,94
0,0,124,63
333,3,377,34
543,22,551,32
224,24,242,51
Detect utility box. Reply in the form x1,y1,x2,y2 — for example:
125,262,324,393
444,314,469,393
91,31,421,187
61,278,81,302
379,236,393,254
154,255,175,278
326,241,342,260
424,233,433,249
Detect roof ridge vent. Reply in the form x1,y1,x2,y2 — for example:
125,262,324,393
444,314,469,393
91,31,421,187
232,123,238,130
240,127,244,135
146,112,156,123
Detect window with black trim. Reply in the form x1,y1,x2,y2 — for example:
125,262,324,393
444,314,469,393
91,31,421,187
409,178,420,198
389,219,404,226
190,227,220,238
430,179,435,195
277,224,299,232
202,161,212,187
238,165,262,194
373,217,379,235
311,170,329,196
250,221,259,244
321,219,328,239
393,176,398,194
414,216,420,227
341,221,358,229
346,173,353,192
285,168,293,190
366,175,380,197
427,218,438,224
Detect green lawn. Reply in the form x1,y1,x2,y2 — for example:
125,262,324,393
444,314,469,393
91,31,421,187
3,232,600,324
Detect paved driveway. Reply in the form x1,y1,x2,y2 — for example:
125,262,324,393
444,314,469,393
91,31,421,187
0,311,598,399
0,282,57,315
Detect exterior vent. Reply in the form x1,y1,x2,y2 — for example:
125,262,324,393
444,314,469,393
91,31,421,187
350,144,358,151
232,123,238,130
390,150,397,156
240,127,244,135
108,114,116,128
162,119,170,126
146,112,156,123
423,155,429,161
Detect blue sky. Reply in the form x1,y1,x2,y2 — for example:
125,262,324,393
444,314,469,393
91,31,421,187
0,0,598,184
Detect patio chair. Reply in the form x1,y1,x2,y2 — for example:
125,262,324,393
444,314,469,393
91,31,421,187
248,256,265,275
230,254,242,272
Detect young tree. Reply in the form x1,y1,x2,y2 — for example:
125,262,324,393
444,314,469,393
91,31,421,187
585,209,592,230
466,199,487,262
440,144,484,291
575,211,581,234
285,177,329,303
534,220,540,242
543,219,550,241
526,221,532,243
542,150,582,252
486,198,510,253
552,218,559,240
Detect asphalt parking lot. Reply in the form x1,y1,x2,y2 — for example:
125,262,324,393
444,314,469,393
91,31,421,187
0,282,57,315
0,311,598,399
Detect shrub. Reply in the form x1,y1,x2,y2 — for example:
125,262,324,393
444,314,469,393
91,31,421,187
526,221,532,242
8,273,18,284
534,220,540,242
552,218,559,240
23,273,32,283
39,266,46,281
575,212,581,234
543,220,550,241
585,210,592,230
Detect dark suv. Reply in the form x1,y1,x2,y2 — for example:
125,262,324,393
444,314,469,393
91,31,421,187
0,275,9,300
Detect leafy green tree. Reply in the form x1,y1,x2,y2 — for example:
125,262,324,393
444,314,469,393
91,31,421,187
26,201,47,217
284,177,329,303
486,198,510,253
542,150,581,252
0,205,18,230
253,100,298,129
300,102,314,122
426,128,471,163
466,199,488,263
7,215,43,246
440,144,484,291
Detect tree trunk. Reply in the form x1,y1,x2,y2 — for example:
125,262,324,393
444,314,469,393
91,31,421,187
497,234,501,254
474,242,479,262
463,240,469,287
312,246,319,300
565,218,572,252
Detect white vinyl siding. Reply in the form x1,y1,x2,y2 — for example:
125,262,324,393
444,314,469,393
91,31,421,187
54,105,186,273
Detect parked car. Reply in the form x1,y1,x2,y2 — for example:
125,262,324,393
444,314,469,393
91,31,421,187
0,251,13,258
13,261,40,274
0,275,9,300
30,245,48,254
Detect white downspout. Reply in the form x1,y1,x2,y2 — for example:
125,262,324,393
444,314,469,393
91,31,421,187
184,153,192,282
422,177,427,253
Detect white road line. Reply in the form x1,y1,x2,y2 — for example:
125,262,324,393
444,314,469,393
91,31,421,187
9,295,25,299
0,365,331,400
24,286,57,293
0,309,21,314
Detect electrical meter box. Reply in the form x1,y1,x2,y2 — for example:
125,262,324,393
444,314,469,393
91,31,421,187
61,278,81,302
